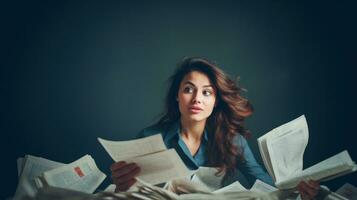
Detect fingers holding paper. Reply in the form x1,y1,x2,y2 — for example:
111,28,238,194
297,180,320,200
110,161,141,192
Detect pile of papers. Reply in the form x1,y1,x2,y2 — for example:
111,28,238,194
14,116,357,200
13,154,106,200
21,177,282,200
20,177,357,200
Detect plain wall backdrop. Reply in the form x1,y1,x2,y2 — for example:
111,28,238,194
1,1,356,198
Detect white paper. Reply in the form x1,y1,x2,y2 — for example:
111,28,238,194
258,115,356,189
324,193,350,200
42,154,106,193
213,181,247,193
250,179,277,193
13,155,65,200
335,183,357,200
126,149,193,185
99,134,193,185
191,167,224,192
98,134,166,161
266,115,308,183
178,190,275,200
103,184,116,192
276,151,357,189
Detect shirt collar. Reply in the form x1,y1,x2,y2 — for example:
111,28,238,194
163,120,209,144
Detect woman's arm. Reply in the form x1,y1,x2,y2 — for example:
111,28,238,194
234,134,275,186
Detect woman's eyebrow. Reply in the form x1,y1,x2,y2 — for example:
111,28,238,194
183,81,213,88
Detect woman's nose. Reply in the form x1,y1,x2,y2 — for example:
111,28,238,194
192,92,202,104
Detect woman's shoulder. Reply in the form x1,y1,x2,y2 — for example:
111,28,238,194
232,133,249,148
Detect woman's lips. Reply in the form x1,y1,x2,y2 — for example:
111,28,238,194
189,106,203,114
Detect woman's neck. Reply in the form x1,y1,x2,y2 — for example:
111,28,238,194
180,118,206,142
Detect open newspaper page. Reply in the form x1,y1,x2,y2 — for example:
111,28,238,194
257,134,275,181
98,134,167,161
27,176,286,200
258,115,357,190
266,115,309,184
13,155,65,200
42,154,106,193
276,150,357,189
125,149,194,185
98,134,193,185
258,115,308,183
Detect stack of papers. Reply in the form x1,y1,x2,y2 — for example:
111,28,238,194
13,154,106,200
24,178,281,200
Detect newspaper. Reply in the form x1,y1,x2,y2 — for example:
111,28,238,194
13,155,66,200
14,154,106,200
25,181,281,200
98,134,193,185
251,179,277,193
41,154,106,193
25,167,354,200
258,115,357,189
98,134,167,161
335,183,357,200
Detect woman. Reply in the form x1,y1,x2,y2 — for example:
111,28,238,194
110,57,320,199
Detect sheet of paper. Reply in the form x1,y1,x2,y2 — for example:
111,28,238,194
178,190,274,200
266,115,309,183
190,167,224,192
321,164,357,182
103,184,116,192
98,134,166,161
30,186,96,200
168,177,211,194
257,136,275,181
324,193,349,200
336,183,357,200
43,154,106,193
125,149,193,185
250,179,277,193
276,151,357,189
302,151,354,175
136,178,180,199
213,181,247,193
13,155,65,200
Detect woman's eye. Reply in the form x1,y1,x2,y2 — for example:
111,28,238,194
183,87,194,93
203,90,212,96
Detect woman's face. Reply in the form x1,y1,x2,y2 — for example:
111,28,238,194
177,71,216,123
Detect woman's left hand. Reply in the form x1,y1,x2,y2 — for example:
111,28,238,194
297,180,320,200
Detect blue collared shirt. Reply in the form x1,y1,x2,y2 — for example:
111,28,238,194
137,121,274,188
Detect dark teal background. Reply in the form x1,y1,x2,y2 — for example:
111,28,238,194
1,1,356,198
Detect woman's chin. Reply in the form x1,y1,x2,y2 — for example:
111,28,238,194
185,115,208,123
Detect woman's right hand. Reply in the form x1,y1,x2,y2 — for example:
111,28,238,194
110,161,141,192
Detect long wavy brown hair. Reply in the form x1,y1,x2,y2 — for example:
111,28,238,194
157,57,253,174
